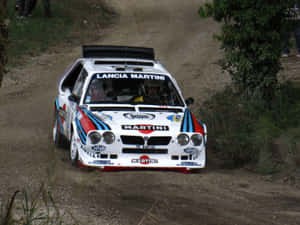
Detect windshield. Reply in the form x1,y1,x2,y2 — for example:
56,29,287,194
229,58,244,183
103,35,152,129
84,73,184,106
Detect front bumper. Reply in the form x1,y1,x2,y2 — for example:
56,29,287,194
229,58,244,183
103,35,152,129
76,140,206,171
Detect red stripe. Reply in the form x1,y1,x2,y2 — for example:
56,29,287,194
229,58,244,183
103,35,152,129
190,112,204,135
78,109,96,133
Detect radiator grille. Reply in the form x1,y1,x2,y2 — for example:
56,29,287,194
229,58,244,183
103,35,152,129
122,148,168,154
121,136,171,145
148,136,171,145
121,136,144,145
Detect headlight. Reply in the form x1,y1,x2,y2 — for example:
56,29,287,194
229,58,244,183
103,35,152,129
88,131,101,144
191,134,203,146
177,133,189,146
103,131,115,144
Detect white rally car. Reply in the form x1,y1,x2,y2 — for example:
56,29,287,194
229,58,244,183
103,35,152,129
53,46,207,172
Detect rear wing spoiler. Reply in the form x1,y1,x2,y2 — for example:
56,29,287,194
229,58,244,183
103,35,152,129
82,45,155,60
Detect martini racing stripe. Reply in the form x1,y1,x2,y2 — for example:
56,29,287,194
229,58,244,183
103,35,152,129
188,109,194,132
55,98,59,111
82,109,111,130
180,109,204,134
75,117,87,144
55,97,64,134
181,109,194,132
190,112,204,134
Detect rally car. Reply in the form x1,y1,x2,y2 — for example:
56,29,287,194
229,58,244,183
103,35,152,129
53,45,207,172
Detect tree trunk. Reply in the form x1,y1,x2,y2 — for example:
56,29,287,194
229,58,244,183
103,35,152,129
43,0,52,17
0,0,8,87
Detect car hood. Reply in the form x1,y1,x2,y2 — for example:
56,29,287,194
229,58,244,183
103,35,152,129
92,111,184,135
75,107,204,140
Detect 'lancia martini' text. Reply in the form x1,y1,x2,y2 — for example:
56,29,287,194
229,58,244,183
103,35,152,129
96,73,165,80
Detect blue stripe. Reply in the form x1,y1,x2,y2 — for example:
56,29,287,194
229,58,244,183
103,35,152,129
55,98,64,133
83,109,110,130
85,109,109,130
75,118,86,144
197,119,205,127
84,110,104,130
55,98,59,110
188,110,194,132
75,118,87,138
183,110,188,132
76,122,86,144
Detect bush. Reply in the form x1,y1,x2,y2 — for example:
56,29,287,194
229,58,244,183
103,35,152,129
199,0,296,103
200,82,300,172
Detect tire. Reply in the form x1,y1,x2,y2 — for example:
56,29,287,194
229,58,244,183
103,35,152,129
70,132,79,167
53,118,65,148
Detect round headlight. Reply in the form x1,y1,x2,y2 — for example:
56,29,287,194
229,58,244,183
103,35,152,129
191,134,203,146
103,131,115,144
88,131,101,144
177,133,189,146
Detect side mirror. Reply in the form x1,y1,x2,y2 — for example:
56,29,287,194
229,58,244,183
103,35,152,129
185,97,194,106
68,94,80,103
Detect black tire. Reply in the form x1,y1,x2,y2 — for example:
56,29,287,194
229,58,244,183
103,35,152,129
70,132,79,167
53,118,66,148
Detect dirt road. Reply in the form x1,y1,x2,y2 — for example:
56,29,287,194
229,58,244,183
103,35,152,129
1,0,300,224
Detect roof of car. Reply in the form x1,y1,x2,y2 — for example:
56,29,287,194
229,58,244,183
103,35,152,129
81,58,172,77
79,45,173,78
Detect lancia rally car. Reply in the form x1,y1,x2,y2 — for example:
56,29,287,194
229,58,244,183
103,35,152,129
53,46,207,172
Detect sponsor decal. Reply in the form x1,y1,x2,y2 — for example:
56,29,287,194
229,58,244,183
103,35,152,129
97,113,112,121
184,147,200,160
167,115,181,122
122,124,169,134
131,155,158,165
89,160,113,165
96,73,165,80
103,113,112,121
177,162,201,167
124,113,155,120
91,145,106,152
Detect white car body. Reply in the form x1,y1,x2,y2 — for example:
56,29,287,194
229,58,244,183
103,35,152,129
53,46,207,172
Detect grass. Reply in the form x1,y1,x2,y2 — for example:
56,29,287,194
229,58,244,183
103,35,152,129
6,0,116,66
0,184,78,225
199,82,300,173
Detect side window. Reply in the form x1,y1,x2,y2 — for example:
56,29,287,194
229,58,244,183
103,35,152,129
61,62,83,92
72,69,88,97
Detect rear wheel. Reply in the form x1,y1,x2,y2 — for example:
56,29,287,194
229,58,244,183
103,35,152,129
70,132,79,167
53,118,65,147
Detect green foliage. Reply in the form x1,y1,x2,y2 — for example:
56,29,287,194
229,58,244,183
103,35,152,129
199,0,295,102
6,0,115,66
200,83,300,172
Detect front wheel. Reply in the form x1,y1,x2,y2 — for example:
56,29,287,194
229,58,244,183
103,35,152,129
53,118,65,148
70,132,79,167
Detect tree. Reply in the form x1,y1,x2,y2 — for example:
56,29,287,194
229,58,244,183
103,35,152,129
0,0,8,87
199,0,295,103
42,0,52,17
